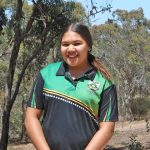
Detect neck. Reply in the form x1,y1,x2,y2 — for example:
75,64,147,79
69,64,91,79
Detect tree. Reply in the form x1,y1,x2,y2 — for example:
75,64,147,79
91,8,150,120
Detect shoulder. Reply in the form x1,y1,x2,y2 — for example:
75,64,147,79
40,61,62,77
41,62,61,73
96,71,114,90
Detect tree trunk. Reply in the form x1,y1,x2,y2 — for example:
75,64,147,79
123,80,134,120
0,109,11,150
0,83,13,150
124,98,133,120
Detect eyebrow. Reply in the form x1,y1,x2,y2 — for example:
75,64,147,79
61,40,82,43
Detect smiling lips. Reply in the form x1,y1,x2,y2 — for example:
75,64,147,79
67,52,78,60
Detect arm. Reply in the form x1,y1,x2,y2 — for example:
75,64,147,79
86,84,118,150
85,122,115,150
25,107,50,150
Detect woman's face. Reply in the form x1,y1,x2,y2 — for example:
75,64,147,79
61,30,89,69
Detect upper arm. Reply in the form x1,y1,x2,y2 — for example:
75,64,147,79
26,107,43,119
27,72,44,109
99,122,115,133
98,84,118,122
25,72,44,121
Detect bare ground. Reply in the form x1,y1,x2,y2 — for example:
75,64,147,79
106,120,150,149
8,120,150,150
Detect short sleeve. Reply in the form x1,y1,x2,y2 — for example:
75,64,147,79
27,72,44,109
98,84,118,122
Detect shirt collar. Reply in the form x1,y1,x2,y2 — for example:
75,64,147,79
56,61,96,81
56,61,68,76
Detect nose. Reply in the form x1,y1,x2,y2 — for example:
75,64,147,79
67,44,75,52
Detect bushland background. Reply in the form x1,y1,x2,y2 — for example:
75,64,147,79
0,0,150,150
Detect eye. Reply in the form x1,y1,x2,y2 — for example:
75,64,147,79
74,42,81,46
61,43,69,47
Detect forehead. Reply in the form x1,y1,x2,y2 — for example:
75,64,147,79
61,31,84,42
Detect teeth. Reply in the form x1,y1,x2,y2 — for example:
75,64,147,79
68,54,77,58
69,55,77,58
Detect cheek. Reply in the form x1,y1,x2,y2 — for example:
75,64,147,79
60,49,66,58
80,47,88,55
60,47,65,54
80,49,88,59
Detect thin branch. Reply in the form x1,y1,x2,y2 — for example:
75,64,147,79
86,6,112,19
11,28,58,103
11,39,46,104
22,16,34,37
0,52,11,58
101,56,122,78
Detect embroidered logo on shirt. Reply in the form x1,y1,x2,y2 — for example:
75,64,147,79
88,80,100,91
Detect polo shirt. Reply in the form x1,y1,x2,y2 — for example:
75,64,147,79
27,61,118,150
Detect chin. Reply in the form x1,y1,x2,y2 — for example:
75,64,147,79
66,60,78,67
68,63,79,68
68,63,77,67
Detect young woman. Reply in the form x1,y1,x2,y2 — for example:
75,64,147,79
25,22,118,150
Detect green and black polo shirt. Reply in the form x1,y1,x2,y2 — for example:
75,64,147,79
27,61,118,150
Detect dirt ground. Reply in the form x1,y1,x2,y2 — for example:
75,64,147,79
8,120,150,150
106,120,150,149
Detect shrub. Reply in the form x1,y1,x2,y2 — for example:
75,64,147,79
127,134,144,150
131,97,150,119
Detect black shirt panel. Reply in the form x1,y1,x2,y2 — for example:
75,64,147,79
98,84,118,122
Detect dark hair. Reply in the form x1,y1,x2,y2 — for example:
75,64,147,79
60,22,92,49
60,22,111,81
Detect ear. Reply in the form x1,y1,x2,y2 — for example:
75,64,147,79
88,49,91,52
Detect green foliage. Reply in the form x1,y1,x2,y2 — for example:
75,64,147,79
127,134,144,150
9,100,23,139
112,8,145,28
72,2,87,22
131,97,150,119
0,60,7,90
29,0,75,35
22,0,33,18
0,7,7,32
0,27,9,90
91,8,150,120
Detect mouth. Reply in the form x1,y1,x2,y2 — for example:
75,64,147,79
67,53,78,59
68,55,77,59
66,54,78,64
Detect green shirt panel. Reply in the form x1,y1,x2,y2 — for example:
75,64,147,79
40,62,112,117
